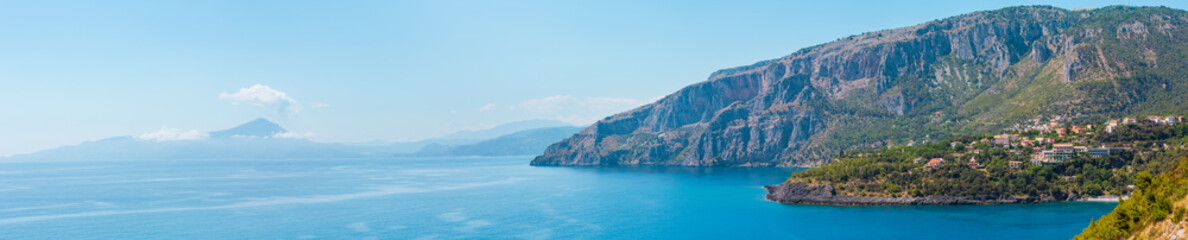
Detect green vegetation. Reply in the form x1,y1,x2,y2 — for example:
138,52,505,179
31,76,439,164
1095,123,1188,174
787,122,1188,200
1075,156,1188,239
801,6,1188,164
537,6,1188,167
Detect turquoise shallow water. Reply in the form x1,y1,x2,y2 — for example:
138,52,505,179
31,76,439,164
0,156,1115,239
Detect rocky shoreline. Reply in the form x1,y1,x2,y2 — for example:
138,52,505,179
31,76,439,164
763,182,1069,205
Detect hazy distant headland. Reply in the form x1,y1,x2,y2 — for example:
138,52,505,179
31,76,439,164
2,119,580,161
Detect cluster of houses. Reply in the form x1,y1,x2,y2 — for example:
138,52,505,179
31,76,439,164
918,140,1120,170
910,115,1184,170
1029,143,1122,165
1025,115,1188,164
1103,116,1184,133
1015,115,1184,135
1016,116,1068,133
917,155,984,169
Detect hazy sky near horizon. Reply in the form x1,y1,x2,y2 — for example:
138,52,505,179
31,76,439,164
2,0,1185,156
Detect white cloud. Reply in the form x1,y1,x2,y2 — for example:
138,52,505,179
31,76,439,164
555,114,601,126
219,84,301,115
515,95,649,125
519,95,579,112
583,97,646,110
137,127,208,142
649,95,666,103
519,95,646,112
273,131,316,139
477,103,496,112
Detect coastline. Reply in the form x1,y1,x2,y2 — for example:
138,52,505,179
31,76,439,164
1074,195,1123,202
762,182,1103,206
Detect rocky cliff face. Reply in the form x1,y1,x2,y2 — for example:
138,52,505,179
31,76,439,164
534,6,1188,167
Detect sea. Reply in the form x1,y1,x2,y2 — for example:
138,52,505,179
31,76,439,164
0,156,1116,239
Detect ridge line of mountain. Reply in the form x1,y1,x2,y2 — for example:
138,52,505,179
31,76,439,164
533,5,1188,167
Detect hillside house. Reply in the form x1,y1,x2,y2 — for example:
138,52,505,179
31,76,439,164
1053,143,1075,153
1087,147,1111,157
993,134,1019,145
1031,143,1077,164
967,157,982,169
1070,126,1086,134
924,158,945,168
1163,116,1179,124
1040,150,1073,162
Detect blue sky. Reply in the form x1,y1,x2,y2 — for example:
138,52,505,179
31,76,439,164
2,0,1185,156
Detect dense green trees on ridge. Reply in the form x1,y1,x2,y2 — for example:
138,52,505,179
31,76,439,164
1075,156,1188,239
787,122,1188,199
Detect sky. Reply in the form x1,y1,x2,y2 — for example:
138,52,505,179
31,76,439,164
1,0,1185,156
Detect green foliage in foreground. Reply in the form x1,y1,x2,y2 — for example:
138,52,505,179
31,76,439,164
1075,156,1188,239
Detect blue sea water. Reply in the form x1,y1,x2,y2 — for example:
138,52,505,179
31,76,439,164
0,156,1116,239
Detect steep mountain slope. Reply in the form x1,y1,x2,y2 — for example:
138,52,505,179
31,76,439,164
1076,156,1188,240
534,6,1188,167
410,126,583,157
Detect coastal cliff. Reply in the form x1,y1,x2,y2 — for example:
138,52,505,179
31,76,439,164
764,182,1058,205
534,6,1188,167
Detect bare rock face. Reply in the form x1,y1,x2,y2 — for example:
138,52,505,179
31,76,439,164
533,6,1188,167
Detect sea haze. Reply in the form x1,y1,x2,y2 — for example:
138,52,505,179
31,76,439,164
0,157,1113,239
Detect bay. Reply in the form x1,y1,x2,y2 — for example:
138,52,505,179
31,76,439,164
0,157,1114,239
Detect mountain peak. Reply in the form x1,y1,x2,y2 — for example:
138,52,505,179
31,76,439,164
209,118,287,139
533,6,1188,167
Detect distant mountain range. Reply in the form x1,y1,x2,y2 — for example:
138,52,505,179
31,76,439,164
208,118,288,139
409,126,584,157
534,6,1188,167
3,118,579,161
337,119,576,155
435,119,573,140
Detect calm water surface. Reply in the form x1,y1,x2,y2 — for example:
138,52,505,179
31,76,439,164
0,157,1115,239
